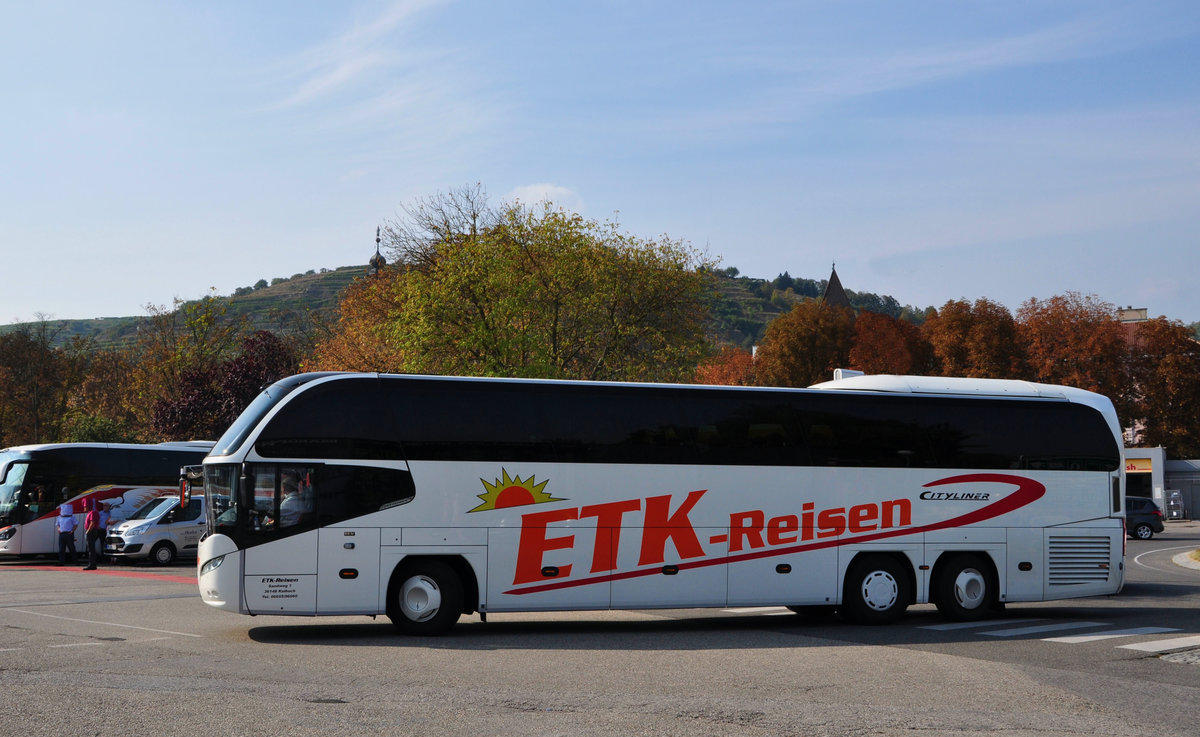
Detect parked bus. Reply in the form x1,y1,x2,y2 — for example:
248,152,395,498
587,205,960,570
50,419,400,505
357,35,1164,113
0,442,212,557
197,372,1126,635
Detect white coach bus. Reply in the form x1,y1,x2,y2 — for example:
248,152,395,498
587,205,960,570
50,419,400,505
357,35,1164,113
0,442,213,557
197,372,1126,635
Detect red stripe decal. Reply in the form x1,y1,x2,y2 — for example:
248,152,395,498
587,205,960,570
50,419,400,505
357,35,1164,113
503,473,1045,596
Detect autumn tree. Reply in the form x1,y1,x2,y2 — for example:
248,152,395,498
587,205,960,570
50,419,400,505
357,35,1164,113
60,339,139,442
922,298,1023,378
0,320,69,445
125,294,248,438
151,330,300,440
1127,317,1200,455
849,312,932,375
316,194,715,382
306,270,410,372
754,301,856,387
694,346,756,386
1016,293,1132,417
381,182,495,270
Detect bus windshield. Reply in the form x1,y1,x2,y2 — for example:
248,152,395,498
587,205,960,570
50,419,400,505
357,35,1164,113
0,457,28,526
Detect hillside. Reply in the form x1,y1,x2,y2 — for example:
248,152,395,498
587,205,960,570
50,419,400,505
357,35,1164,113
0,265,926,350
0,266,365,349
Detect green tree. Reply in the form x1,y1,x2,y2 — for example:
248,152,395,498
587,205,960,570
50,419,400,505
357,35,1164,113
320,194,715,382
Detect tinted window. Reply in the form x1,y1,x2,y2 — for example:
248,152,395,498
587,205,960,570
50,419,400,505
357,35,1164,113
212,373,334,456
230,463,415,547
255,378,406,460
272,377,1121,472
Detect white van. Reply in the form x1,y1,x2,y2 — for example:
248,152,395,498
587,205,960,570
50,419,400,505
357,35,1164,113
105,495,205,565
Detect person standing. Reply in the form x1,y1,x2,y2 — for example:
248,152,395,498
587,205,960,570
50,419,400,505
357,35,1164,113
56,502,77,566
83,500,102,570
95,501,110,564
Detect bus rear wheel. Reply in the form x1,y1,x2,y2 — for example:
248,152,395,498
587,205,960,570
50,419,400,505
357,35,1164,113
934,554,996,621
842,555,912,625
387,560,463,636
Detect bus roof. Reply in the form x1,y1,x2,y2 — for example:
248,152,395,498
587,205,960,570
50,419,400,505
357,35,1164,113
0,441,214,455
809,374,1079,398
809,374,1122,440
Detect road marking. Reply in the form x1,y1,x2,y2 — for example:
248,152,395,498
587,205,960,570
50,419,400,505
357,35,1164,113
983,622,1105,637
1044,627,1180,644
723,607,790,614
1118,635,1200,652
8,608,203,638
1131,545,1200,569
919,618,1043,631
48,642,104,649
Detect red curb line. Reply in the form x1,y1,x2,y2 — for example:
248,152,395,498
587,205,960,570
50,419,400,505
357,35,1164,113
2,564,195,584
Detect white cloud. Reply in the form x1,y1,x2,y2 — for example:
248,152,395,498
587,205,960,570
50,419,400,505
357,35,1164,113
270,0,447,109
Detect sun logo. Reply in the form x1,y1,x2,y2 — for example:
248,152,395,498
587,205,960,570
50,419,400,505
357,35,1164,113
469,469,564,512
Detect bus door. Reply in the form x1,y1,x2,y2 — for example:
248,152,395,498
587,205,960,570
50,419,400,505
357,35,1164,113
316,526,381,614
240,464,317,615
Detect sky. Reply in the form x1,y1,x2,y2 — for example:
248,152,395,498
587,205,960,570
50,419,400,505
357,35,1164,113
2,0,1198,325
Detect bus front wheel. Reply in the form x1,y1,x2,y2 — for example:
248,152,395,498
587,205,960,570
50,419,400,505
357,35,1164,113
934,554,996,621
387,560,463,636
842,555,912,625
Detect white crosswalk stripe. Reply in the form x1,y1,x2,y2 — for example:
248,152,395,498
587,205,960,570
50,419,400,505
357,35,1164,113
1118,634,1200,653
1045,627,1179,644
982,621,1106,637
919,618,1043,631
724,608,1196,655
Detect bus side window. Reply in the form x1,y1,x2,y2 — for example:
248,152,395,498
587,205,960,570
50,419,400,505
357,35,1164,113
313,466,415,526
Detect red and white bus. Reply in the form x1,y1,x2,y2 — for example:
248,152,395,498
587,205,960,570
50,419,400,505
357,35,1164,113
197,372,1126,634
0,442,212,557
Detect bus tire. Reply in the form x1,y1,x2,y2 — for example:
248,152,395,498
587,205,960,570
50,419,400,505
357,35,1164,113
150,542,176,566
934,553,996,621
842,555,911,625
387,559,463,636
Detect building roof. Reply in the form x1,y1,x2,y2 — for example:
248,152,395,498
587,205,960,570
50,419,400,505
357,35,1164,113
821,265,852,311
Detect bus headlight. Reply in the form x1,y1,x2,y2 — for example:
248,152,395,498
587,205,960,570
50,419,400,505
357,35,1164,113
200,555,225,576
0,526,16,541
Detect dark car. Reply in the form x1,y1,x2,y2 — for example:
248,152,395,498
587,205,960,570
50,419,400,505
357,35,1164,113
1126,496,1165,540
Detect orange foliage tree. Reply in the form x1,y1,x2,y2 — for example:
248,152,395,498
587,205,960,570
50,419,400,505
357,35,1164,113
922,298,1022,378
694,346,756,385
849,312,932,375
1015,293,1131,417
307,270,410,372
1127,317,1200,456
754,301,855,387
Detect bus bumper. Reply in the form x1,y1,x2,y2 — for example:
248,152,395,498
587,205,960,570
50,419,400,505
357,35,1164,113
198,534,242,612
